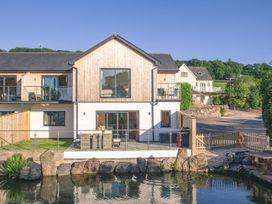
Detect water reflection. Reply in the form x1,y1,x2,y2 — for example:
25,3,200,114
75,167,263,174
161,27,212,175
0,173,271,204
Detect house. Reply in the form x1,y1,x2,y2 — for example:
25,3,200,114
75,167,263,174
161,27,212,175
176,64,214,105
0,34,180,142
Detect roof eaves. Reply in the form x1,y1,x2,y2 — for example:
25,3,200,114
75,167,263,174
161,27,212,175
72,34,161,66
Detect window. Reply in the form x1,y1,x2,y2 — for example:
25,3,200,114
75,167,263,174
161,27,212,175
161,111,171,128
44,111,65,126
0,76,17,101
0,111,14,116
196,82,198,86
207,83,210,87
181,72,188,77
101,69,130,98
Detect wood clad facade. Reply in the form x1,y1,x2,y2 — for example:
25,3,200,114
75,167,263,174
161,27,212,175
74,38,157,102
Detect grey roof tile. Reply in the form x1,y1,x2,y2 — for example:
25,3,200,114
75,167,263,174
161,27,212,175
188,66,212,80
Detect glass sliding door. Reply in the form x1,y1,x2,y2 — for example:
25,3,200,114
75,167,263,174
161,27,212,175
96,111,139,141
42,76,68,101
0,76,17,101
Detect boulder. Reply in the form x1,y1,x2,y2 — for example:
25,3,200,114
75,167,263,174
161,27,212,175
137,157,147,173
84,158,100,174
130,163,140,174
242,156,252,166
40,150,57,176
19,166,30,180
176,148,189,171
189,153,208,172
29,162,42,180
57,163,72,176
147,158,161,173
99,161,116,174
19,162,41,180
115,162,132,173
161,158,176,172
71,161,86,175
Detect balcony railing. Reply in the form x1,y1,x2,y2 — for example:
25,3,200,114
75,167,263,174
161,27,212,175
157,83,180,100
0,86,17,102
23,86,72,102
0,86,72,102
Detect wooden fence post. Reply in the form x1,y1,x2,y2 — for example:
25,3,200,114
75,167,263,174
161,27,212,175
191,117,197,156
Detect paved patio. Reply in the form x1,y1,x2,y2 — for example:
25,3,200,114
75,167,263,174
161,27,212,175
66,141,179,151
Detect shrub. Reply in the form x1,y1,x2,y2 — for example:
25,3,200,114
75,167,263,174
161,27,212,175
170,161,178,172
220,106,226,116
180,83,192,110
159,163,164,172
4,154,29,178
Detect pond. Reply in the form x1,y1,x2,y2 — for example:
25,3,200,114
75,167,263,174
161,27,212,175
0,173,271,204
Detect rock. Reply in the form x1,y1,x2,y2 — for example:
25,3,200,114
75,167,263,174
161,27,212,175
29,162,42,180
19,162,41,180
19,166,30,180
0,161,7,177
84,158,100,174
130,163,140,174
242,156,252,166
40,150,57,176
99,161,116,174
147,158,161,173
137,157,146,173
161,158,176,172
189,153,208,172
115,162,132,173
57,163,71,176
224,152,235,164
71,161,86,175
176,148,189,171
228,163,243,173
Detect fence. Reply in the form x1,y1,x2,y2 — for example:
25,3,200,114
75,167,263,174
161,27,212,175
0,111,30,147
0,128,189,152
194,132,270,155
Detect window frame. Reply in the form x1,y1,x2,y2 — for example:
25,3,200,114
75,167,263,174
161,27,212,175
161,110,171,128
180,72,188,77
43,111,65,126
100,68,131,98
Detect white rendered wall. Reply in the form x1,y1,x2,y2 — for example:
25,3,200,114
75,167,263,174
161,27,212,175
29,104,74,138
76,101,180,141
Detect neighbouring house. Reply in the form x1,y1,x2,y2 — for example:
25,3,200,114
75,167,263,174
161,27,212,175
0,34,180,141
176,64,214,105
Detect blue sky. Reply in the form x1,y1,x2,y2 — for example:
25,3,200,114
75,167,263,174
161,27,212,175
1,0,271,64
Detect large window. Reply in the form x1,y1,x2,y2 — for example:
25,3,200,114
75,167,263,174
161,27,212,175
0,76,17,101
101,69,130,98
43,111,65,126
161,111,171,128
0,111,14,116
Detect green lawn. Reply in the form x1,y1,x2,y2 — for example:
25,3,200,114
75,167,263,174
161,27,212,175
214,80,227,90
0,139,73,152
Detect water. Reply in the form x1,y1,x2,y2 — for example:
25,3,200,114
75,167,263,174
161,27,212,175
0,173,271,204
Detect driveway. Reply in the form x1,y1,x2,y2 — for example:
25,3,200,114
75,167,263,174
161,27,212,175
197,110,266,135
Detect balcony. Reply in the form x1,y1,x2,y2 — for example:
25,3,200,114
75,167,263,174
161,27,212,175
23,86,72,102
157,83,180,100
0,86,72,102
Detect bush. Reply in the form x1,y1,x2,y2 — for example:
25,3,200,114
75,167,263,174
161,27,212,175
180,83,192,110
170,161,178,172
220,106,226,116
4,154,29,178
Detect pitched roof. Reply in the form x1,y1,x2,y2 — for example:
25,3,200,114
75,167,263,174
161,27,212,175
73,34,160,65
187,66,212,80
0,52,80,72
149,53,178,72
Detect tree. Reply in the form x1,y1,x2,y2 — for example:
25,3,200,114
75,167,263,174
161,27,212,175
261,72,272,137
0,49,6,52
180,83,192,110
8,47,79,53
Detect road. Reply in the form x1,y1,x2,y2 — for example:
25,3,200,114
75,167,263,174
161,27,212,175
197,110,266,135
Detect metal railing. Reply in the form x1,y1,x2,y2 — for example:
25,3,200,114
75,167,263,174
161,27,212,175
0,128,190,152
157,83,180,100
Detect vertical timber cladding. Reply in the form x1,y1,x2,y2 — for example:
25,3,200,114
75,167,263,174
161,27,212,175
0,111,30,147
74,38,157,102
